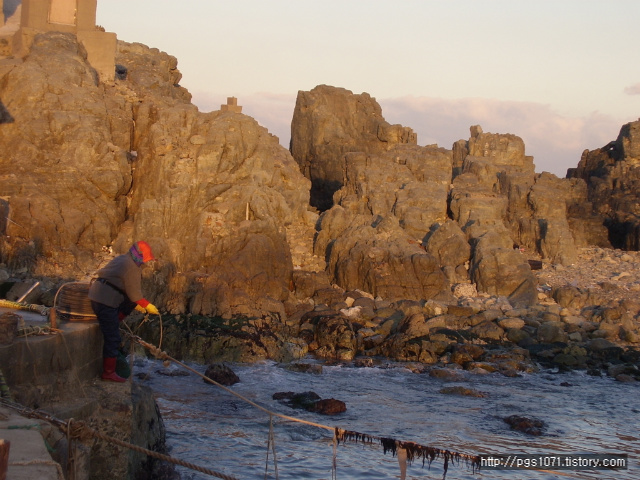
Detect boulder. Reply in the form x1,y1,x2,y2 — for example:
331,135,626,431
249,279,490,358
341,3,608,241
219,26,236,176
424,220,471,282
273,391,346,415
470,321,505,342
469,231,538,307
321,214,450,302
311,398,347,415
311,312,357,361
203,363,240,386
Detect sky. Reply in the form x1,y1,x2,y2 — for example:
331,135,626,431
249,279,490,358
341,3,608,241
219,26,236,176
96,1,640,177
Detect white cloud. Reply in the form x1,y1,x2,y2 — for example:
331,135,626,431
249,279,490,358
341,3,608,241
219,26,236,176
624,84,640,95
379,96,626,177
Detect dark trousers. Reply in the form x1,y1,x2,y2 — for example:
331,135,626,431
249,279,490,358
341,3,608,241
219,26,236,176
91,299,136,358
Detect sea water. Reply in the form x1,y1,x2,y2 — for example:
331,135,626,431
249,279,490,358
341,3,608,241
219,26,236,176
137,358,639,480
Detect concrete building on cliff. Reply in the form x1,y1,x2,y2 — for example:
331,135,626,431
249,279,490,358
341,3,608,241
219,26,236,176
0,0,116,82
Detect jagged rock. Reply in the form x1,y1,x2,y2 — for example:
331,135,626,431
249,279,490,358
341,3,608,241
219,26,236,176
470,321,505,342
0,33,313,318
424,220,471,283
292,271,332,299
536,323,566,343
468,231,538,307
333,148,452,240
319,212,450,302
203,363,240,386
290,85,416,210
304,311,356,361
569,119,640,249
0,32,135,275
552,286,603,310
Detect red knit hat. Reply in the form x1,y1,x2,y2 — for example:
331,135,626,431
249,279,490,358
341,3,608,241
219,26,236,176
130,241,155,264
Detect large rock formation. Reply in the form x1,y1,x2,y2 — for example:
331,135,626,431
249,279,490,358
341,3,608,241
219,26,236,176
568,119,640,249
0,32,314,318
291,88,612,306
290,84,417,210
0,28,633,334
0,32,134,275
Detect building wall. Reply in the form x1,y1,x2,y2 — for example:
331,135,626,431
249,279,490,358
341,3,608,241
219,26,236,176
15,0,115,83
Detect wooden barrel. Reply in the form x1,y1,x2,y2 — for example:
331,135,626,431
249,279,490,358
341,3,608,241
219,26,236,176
54,282,96,321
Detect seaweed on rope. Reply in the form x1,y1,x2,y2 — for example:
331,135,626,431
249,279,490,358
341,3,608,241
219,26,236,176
133,334,482,480
335,427,481,479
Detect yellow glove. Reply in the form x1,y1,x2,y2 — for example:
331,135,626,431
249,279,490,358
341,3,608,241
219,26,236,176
145,303,160,315
135,305,146,314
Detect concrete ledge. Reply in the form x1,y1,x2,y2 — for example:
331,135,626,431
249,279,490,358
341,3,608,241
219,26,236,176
0,318,102,406
0,407,61,480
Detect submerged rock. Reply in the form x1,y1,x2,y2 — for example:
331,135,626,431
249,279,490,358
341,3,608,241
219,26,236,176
504,415,546,436
273,391,347,415
439,386,486,397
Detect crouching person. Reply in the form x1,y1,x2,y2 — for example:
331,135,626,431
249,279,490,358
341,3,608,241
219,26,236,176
89,241,160,382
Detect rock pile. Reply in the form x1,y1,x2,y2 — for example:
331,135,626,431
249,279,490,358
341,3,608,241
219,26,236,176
284,247,640,381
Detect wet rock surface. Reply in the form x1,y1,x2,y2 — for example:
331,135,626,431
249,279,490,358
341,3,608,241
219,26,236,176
503,415,547,436
203,363,240,386
273,391,347,415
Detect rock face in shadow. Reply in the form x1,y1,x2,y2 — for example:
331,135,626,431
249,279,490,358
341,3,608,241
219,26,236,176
568,119,640,250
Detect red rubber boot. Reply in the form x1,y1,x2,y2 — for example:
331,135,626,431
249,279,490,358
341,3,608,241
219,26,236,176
102,357,126,382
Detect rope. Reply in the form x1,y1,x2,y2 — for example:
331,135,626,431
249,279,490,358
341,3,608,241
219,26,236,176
0,299,48,315
130,334,594,479
16,324,55,336
331,431,338,480
67,418,76,480
0,398,240,480
133,336,334,432
8,459,65,480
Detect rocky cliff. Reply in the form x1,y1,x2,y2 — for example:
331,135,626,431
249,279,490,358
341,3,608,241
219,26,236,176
0,32,314,319
290,87,611,308
0,32,638,323
568,119,640,249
